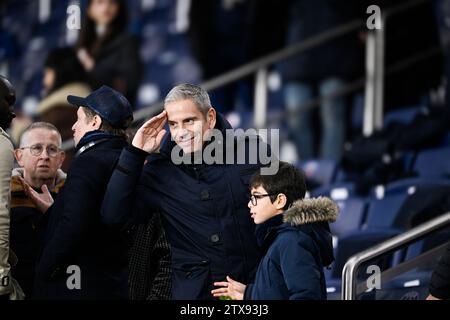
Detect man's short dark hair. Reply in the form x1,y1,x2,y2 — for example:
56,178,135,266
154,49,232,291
250,161,306,210
82,106,127,139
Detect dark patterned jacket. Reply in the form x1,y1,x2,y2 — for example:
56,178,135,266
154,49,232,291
129,212,171,300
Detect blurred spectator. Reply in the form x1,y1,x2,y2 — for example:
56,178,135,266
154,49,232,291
10,123,66,299
76,0,141,106
188,0,252,114
280,0,363,161
34,48,91,170
246,0,290,60
433,0,450,109
382,0,442,110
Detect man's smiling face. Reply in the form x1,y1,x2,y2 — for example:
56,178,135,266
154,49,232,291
165,99,216,153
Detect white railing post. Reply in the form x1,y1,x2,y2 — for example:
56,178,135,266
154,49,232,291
363,15,385,136
254,68,268,128
374,16,385,131
363,31,376,136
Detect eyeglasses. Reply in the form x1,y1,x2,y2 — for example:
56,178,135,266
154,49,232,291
20,144,61,157
249,193,278,206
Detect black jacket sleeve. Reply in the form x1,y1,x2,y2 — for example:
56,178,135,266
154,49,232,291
101,145,158,228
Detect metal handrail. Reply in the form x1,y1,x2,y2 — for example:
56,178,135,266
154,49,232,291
341,212,450,300
132,18,366,123
132,0,430,124
60,0,432,151
261,46,440,124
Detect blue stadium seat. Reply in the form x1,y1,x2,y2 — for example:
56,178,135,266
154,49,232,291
383,105,426,127
364,178,450,229
331,228,401,279
326,228,401,299
413,147,450,178
331,198,367,237
297,159,338,187
404,231,450,261
373,269,434,300
311,183,365,237
311,182,356,199
441,131,450,147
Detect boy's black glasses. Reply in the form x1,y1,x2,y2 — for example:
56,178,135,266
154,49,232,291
249,193,278,206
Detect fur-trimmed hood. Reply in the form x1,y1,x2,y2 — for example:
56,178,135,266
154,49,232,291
283,196,339,226
259,197,339,267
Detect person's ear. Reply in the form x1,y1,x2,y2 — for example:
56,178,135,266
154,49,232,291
14,149,24,167
275,193,287,210
206,108,216,129
57,151,66,168
92,115,102,130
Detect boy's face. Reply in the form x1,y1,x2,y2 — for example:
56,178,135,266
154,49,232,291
248,186,282,224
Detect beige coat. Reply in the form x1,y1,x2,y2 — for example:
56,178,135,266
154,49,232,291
0,127,14,296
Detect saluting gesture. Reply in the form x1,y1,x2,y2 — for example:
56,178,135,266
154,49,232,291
132,110,167,153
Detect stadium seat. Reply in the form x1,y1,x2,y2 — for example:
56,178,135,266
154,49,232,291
383,105,426,127
364,178,450,229
297,159,338,187
331,198,367,237
331,228,401,279
413,147,450,178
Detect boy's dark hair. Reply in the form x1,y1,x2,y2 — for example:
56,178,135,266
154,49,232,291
250,161,306,210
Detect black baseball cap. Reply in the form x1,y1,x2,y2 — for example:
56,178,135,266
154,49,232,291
67,85,133,129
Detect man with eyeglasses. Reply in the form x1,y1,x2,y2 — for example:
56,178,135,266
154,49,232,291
10,122,66,298
22,86,138,299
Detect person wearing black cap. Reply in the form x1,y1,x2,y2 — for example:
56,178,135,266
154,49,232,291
0,75,24,300
21,85,133,299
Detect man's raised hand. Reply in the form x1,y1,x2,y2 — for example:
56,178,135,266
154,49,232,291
132,110,167,153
